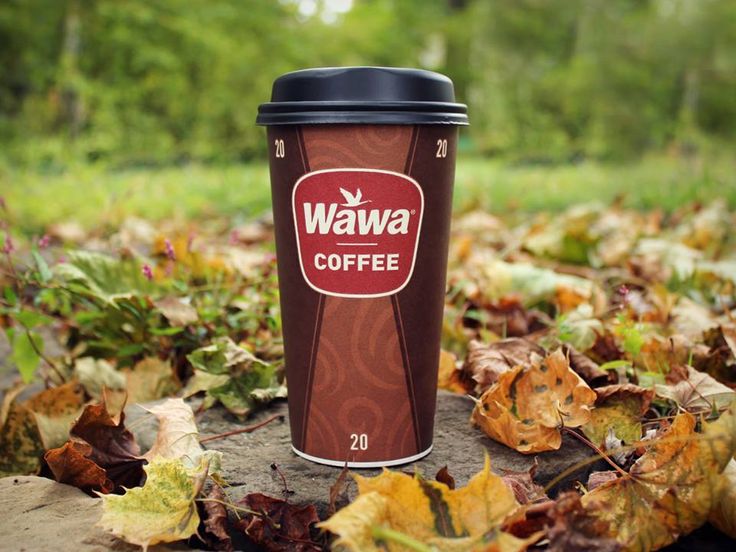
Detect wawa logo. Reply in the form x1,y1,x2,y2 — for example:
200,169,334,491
292,169,424,298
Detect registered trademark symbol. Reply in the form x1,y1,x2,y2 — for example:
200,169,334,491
410,209,416,215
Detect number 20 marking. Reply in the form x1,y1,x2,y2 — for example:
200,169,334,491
350,433,368,451
274,139,285,158
435,139,448,158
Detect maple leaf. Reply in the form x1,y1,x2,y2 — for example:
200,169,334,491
122,357,182,405
98,456,208,551
68,398,146,490
185,337,283,417
471,349,596,453
655,365,735,413
544,492,620,552
234,493,321,552
438,349,469,394
461,338,545,395
581,403,736,551
582,384,654,447
0,381,85,476
44,440,114,494
319,456,528,551
708,458,736,538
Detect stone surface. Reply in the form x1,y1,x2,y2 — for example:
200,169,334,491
0,476,189,552
196,390,602,517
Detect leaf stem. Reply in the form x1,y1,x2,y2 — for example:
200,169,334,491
199,413,284,443
196,497,260,517
371,526,433,552
561,427,628,477
20,323,67,383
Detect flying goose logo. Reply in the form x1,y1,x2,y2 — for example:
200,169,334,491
339,187,371,207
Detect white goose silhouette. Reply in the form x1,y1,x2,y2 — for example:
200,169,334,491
339,187,372,207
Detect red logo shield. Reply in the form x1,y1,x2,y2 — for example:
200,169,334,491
292,169,424,297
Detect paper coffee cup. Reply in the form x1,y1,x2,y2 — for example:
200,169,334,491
257,67,468,467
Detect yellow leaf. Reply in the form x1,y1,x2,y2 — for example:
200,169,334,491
98,457,208,551
581,403,736,551
438,349,467,394
708,459,736,538
472,349,596,453
319,456,525,552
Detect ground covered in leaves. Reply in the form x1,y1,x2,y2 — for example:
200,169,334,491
1,197,736,551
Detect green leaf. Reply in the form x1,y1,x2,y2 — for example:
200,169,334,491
9,329,42,383
599,360,632,371
32,250,52,283
13,309,53,329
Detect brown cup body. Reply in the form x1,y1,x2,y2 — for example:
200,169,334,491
267,124,457,467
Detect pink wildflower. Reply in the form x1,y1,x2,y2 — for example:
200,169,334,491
2,234,14,255
229,229,239,245
142,264,154,281
38,234,51,249
164,238,176,261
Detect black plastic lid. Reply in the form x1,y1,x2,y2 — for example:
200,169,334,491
256,67,468,126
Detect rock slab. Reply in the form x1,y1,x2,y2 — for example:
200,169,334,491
197,390,599,516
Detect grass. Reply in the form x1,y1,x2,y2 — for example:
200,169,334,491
2,152,735,235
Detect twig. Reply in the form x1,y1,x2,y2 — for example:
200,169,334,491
199,413,284,443
561,427,628,477
197,497,260,517
271,462,294,496
20,324,67,383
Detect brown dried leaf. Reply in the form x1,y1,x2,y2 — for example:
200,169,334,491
501,460,547,504
234,493,321,552
435,465,456,490
696,326,736,384
587,471,619,491
563,345,610,387
655,366,735,412
462,338,545,395
201,485,233,552
328,464,351,517
69,398,146,491
546,492,620,552
44,440,114,494
153,296,199,326
472,349,596,453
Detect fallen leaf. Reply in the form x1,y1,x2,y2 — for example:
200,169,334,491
44,440,114,494
123,357,181,404
0,401,44,476
328,465,352,517
581,403,736,550
654,365,735,412
435,465,456,490
557,303,604,351
98,456,208,551
74,357,126,399
319,456,521,551
696,326,736,384
587,471,619,491
186,337,282,417
200,485,233,552
583,384,654,447
0,382,86,476
545,492,620,552
563,345,610,387
234,493,321,552
69,398,146,490
462,338,545,395
708,458,736,538
438,349,468,394
501,461,547,505
153,296,198,326
472,349,596,453
143,398,221,473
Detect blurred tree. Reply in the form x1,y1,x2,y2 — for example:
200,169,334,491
0,0,734,165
